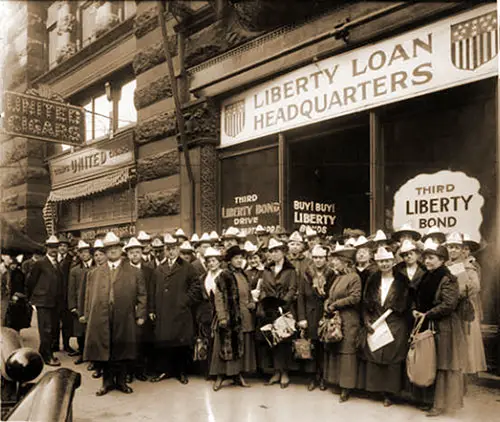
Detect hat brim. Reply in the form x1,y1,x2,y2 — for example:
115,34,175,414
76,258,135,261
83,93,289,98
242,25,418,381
463,241,480,252
45,242,60,247
332,249,356,261
392,230,421,241
104,241,123,248
124,245,143,251
422,233,446,243
423,248,448,260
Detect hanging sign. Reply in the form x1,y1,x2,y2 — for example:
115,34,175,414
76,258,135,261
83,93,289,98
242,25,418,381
220,4,498,147
292,200,337,235
392,170,484,241
2,91,86,146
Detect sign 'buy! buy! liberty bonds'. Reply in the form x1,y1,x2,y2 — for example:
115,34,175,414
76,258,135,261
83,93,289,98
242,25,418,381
393,171,484,241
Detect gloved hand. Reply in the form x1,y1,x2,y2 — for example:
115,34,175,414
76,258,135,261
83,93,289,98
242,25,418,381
137,318,145,326
297,320,308,330
247,302,256,311
149,313,156,321
79,316,86,324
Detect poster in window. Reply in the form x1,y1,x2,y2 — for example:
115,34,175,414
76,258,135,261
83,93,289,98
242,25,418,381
221,148,280,234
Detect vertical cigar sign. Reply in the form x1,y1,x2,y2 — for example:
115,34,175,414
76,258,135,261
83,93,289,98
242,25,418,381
2,91,86,146
393,170,484,240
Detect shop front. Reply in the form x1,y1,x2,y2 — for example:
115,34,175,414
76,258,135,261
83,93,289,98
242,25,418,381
45,128,136,242
218,4,499,368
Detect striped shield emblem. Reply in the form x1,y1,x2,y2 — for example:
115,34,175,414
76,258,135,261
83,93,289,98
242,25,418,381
451,11,498,71
224,100,245,138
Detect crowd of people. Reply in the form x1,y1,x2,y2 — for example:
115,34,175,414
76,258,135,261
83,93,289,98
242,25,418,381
0,223,487,417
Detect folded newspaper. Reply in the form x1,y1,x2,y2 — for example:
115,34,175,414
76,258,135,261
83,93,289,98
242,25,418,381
367,309,394,352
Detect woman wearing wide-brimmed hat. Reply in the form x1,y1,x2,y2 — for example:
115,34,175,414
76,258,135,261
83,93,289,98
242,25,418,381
358,246,411,407
412,239,467,417
210,245,256,391
258,238,298,388
323,244,362,403
353,236,377,297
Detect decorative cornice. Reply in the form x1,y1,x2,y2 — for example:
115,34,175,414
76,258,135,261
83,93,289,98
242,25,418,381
138,187,181,218
183,100,219,146
136,149,179,182
132,38,178,76
134,74,172,110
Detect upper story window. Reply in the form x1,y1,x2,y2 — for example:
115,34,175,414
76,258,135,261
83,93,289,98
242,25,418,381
47,1,137,69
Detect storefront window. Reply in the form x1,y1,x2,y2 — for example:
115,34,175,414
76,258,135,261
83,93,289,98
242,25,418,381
93,93,111,139
118,79,137,129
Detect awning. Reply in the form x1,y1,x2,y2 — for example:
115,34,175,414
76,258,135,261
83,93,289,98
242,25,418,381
48,167,131,202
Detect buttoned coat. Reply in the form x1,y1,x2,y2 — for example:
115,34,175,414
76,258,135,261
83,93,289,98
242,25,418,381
83,261,147,362
26,256,63,308
67,260,94,336
151,257,202,347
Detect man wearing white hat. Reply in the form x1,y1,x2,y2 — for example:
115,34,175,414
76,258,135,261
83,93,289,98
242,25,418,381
137,231,153,264
124,237,155,382
150,233,202,385
191,233,211,278
83,232,147,396
26,235,63,366
67,240,94,365
179,241,195,263
174,228,188,243
255,225,270,250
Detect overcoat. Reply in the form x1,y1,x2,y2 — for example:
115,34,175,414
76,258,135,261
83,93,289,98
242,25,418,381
83,261,147,362
245,267,264,290
191,258,207,279
58,254,74,310
194,271,219,339
415,266,467,371
26,256,63,308
151,257,202,347
297,264,336,340
67,260,94,336
288,254,312,279
324,271,362,354
5,267,31,331
361,270,410,364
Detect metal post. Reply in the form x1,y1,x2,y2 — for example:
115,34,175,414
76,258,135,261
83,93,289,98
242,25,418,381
278,133,286,229
369,111,384,231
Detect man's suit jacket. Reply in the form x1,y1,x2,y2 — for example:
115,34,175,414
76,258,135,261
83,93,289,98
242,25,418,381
58,254,73,309
27,256,63,308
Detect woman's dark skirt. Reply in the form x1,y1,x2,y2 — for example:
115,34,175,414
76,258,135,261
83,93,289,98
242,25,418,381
324,351,358,389
357,359,403,394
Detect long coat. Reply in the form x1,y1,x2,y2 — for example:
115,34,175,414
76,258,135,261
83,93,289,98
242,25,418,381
5,267,31,331
324,271,362,354
151,257,202,347
415,266,467,371
83,261,147,362
297,265,336,340
245,267,264,290
361,270,410,364
26,256,63,308
68,261,94,337
58,254,73,310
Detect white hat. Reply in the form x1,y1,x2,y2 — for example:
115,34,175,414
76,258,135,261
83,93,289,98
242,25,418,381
243,241,258,254
345,237,356,247
311,244,327,257
209,231,219,241
423,237,440,252
392,223,421,241
179,241,194,252
199,232,211,243
174,228,187,239
372,230,387,243
354,236,369,248
399,239,417,254
422,227,446,243
268,238,285,251
237,231,247,240
45,235,60,246
331,243,356,261
445,231,463,246
124,237,143,251
288,231,303,243
103,232,121,247
163,233,177,245
223,226,240,239
305,226,318,238
137,231,151,241
374,246,394,261
93,239,105,250
204,246,221,258
151,237,164,248
77,240,91,250
255,225,268,235
16,254,23,264
191,233,200,244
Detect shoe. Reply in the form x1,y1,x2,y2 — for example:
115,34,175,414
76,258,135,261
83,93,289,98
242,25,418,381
417,404,432,412
307,379,317,391
213,376,224,392
234,374,250,388
150,373,168,383
92,370,103,379
87,363,95,371
45,357,61,367
74,357,84,365
265,373,280,386
116,384,133,394
339,389,350,403
319,379,327,391
65,347,79,357
96,386,113,397
126,374,134,384
280,373,290,389
178,373,189,385
383,398,393,407
426,408,443,417
135,373,148,382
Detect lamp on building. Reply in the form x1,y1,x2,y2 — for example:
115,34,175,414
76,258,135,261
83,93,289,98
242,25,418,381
105,81,113,139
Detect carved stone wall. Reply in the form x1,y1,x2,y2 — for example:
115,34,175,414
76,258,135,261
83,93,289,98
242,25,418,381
135,110,177,144
134,5,159,39
132,38,177,76
199,144,218,232
136,149,179,182
138,187,181,218
134,74,172,110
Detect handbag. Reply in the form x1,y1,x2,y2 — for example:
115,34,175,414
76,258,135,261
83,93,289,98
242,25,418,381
406,315,436,387
293,329,314,360
193,336,208,361
260,307,296,347
318,311,343,343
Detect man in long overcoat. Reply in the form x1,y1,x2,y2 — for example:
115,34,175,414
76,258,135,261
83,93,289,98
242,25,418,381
68,240,94,364
83,232,147,396
150,233,202,385
26,235,63,366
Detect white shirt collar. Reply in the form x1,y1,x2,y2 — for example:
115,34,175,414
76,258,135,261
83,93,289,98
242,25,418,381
47,255,57,265
108,260,122,270
130,262,141,269
83,259,93,268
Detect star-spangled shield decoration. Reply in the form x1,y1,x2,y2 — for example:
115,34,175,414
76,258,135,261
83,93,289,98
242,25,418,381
224,100,245,138
451,10,498,71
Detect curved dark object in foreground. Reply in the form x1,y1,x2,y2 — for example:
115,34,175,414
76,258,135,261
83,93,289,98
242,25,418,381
5,368,81,422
